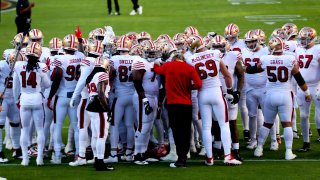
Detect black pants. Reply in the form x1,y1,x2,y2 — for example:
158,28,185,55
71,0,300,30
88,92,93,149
15,17,30,34
167,104,192,163
131,0,139,10
107,0,120,13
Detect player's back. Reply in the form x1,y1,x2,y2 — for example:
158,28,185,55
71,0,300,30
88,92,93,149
110,54,136,96
186,49,221,90
54,54,81,97
14,61,48,105
220,51,239,92
87,72,109,97
261,54,295,91
132,57,159,95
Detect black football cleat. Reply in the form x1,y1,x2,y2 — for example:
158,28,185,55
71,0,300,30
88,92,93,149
232,149,243,162
298,142,310,152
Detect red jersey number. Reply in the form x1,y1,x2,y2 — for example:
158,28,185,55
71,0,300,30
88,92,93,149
244,58,260,67
195,60,218,80
87,83,97,93
298,55,313,69
20,71,37,88
65,65,81,81
118,65,132,82
266,66,289,83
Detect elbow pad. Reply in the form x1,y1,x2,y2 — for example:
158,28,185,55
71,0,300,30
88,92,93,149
246,65,258,74
293,72,306,86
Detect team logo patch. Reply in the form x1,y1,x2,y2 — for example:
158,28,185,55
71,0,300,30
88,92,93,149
0,0,17,13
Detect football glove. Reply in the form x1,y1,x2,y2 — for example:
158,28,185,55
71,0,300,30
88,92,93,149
225,88,234,102
231,91,240,105
142,98,153,115
75,25,82,39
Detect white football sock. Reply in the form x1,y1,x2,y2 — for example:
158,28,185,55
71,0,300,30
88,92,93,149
283,127,293,150
257,126,270,147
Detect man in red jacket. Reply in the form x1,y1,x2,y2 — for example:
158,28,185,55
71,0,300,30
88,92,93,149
153,52,202,168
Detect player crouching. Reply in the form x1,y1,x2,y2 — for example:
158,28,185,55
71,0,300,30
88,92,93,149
86,56,114,171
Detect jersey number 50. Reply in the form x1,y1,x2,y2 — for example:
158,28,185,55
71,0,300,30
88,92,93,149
195,60,218,80
266,66,288,82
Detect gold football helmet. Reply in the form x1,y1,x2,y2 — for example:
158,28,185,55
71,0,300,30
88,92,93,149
268,36,284,54
282,23,298,40
224,23,240,45
12,33,29,49
211,35,230,54
137,31,152,43
184,26,199,36
29,29,44,45
187,35,204,53
244,30,259,51
94,56,109,70
7,50,26,66
63,34,79,51
129,44,144,57
88,40,104,56
255,29,266,45
49,37,63,52
26,42,42,58
116,36,132,51
93,28,106,41
140,40,158,61
298,27,317,48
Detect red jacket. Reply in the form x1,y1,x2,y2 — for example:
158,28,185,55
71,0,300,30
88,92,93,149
154,60,202,105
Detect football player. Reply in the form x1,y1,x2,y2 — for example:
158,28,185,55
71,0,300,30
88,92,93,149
131,40,159,165
69,40,104,166
0,51,25,162
249,37,311,160
224,23,250,143
48,34,82,164
241,30,279,150
85,56,114,171
185,35,242,166
295,27,320,152
13,42,51,166
105,36,137,163
212,35,244,161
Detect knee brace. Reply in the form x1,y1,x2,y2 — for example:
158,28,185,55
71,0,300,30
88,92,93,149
10,122,20,127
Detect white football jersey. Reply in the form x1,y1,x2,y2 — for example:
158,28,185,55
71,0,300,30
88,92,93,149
53,54,81,97
87,72,109,97
13,61,50,105
230,39,246,52
131,58,159,95
261,54,296,91
295,44,320,86
73,57,95,99
186,49,222,89
3,49,14,60
110,54,138,96
0,61,13,98
242,47,269,91
39,47,51,63
284,40,298,54
220,51,240,92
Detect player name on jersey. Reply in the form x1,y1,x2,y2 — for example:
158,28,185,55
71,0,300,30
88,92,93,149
191,53,216,63
270,59,284,65
119,60,133,64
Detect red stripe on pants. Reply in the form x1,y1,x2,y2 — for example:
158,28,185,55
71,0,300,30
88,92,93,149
290,91,294,122
79,99,87,129
98,112,105,138
53,96,59,123
220,87,229,122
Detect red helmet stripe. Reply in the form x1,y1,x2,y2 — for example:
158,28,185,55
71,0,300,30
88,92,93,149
31,42,37,54
229,24,234,35
70,35,74,48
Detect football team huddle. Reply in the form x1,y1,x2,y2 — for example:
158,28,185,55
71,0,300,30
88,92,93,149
0,22,319,170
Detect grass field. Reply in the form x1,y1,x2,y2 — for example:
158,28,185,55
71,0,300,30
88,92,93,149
1,0,320,179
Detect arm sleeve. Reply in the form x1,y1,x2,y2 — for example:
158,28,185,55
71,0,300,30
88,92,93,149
13,71,21,103
40,64,50,89
72,65,92,97
191,66,202,89
153,63,166,75
98,73,109,82
132,60,146,71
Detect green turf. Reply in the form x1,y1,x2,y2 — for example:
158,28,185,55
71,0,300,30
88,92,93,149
1,0,320,179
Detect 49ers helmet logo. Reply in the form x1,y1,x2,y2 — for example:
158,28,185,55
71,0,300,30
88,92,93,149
0,0,17,12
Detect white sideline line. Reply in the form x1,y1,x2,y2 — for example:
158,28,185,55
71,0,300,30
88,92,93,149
1,159,320,166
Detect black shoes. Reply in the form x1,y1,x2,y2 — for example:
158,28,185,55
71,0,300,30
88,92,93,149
95,159,115,171
298,142,310,152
